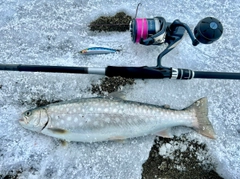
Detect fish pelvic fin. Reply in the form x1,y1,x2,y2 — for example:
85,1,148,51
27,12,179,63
156,128,174,138
187,97,216,139
59,139,68,147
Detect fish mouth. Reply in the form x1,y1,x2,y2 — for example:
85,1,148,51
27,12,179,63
19,118,24,124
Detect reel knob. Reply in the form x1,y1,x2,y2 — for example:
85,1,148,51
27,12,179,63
194,17,223,44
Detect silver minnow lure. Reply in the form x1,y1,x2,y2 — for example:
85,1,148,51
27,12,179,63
19,97,215,142
80,47,120,55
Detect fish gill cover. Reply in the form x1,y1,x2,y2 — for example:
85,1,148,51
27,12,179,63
0,0,240,179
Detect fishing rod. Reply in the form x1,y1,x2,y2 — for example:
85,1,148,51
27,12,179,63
0,14,240,80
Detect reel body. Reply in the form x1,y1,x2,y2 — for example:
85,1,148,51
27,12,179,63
130,16,223,46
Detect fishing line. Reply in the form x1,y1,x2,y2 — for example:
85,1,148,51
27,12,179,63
134,3,142,18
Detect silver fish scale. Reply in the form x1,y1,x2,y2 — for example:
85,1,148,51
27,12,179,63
45,98,194,136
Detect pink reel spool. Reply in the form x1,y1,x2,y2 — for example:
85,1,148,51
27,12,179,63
135,18,148,43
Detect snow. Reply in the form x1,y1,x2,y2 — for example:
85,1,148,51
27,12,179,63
0,0,240,178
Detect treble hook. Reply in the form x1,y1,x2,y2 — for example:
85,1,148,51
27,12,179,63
134,3,142,18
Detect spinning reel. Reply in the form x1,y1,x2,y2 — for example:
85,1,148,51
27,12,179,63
130,16,223,66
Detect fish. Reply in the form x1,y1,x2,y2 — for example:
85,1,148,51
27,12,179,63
79,47,120,55
19,97,215,142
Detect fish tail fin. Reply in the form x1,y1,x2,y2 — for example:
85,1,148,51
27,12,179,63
187,97,216,139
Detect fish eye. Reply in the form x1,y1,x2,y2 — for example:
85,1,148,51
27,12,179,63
25,111,32,116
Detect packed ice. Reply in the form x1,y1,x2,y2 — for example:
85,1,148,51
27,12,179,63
0,0,240,178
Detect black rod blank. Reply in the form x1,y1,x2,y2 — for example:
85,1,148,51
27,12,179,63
1,64,240,80
194,71,240,80
0,64,88,74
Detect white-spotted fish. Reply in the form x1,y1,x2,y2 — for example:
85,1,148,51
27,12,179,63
19,97,215,142
80,47,120,55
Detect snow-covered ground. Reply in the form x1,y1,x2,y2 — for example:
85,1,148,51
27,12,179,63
0,0,240,178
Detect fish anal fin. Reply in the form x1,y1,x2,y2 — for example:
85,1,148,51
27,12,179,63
47,127,68,134
162,104,170,109
106,91,126,100
108,136,126,141
155,129,174,138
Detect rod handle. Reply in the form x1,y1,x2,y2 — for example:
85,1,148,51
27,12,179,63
106,66,171,79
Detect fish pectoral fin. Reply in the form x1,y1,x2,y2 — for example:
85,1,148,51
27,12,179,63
47,127,68,134
155,128,174,138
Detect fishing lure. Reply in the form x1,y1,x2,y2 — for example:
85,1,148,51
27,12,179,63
80,47,120,55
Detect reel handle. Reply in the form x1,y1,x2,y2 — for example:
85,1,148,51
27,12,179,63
194,17,223,44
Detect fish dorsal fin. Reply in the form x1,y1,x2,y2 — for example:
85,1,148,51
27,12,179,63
105,91,126,100
155,128,174,138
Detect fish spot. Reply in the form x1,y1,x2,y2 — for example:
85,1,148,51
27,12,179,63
74,118,78,123
61,120,64,124
104,108,109,113
67,117,71,121
142,109,147,113
120,110,124,114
